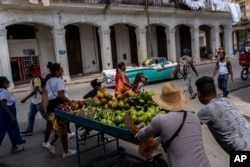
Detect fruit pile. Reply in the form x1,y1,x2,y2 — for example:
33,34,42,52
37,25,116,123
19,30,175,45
93,89,136,109
56,100,85,112
71,89,166,129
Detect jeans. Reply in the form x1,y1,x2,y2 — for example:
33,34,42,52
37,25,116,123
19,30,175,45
217,74,229,97
25,102,48,132
183,73,195,98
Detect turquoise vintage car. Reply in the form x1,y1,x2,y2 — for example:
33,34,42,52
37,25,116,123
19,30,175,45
102,57,182,84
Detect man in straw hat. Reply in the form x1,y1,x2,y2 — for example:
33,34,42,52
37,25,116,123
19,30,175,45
130,82,210,167
195,76,250,153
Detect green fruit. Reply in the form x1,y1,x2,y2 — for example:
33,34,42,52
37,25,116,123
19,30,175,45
112,101,118,109
125,103,130,109
118,123,125,129
118,100,125,108
115,115,124,124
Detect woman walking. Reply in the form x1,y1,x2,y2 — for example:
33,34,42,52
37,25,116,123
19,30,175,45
0,76,25,154
42,62,76,158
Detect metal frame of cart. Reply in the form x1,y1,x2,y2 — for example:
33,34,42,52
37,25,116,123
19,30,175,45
55,109,149,167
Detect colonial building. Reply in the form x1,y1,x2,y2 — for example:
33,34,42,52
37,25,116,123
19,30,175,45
232,0,249,50
0,0,233,87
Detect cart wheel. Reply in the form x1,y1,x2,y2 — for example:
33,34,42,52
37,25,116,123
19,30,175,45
175,70,183,79
241,68,249,80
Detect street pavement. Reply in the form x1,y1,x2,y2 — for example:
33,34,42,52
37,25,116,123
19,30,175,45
1,58,250,167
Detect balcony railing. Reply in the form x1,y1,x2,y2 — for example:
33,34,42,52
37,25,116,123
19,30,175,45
1,0,212,11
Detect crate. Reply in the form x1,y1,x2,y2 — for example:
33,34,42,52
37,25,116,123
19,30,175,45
239,53,250,66
55,109,139,144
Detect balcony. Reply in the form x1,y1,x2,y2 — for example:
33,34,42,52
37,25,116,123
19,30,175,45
0,0,228,17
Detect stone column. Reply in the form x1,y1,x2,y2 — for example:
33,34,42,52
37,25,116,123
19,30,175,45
0,30,14,88
98,27,113,70
211,26,220,53
36,26,55,77
224,27,233,57
166,26,176,62
51,28,71,82
190,26,200,63
136,27,147,65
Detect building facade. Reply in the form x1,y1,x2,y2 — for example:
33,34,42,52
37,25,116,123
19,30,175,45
0,0,233,87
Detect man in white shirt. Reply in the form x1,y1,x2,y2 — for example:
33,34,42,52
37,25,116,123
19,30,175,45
212,52,233,97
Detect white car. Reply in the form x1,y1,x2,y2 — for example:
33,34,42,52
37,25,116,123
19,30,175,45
102,57,182,84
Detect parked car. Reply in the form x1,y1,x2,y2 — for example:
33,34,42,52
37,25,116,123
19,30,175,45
102,57,182,84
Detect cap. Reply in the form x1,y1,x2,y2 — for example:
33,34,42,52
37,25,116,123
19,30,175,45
91,79,103,87
183,48,191,54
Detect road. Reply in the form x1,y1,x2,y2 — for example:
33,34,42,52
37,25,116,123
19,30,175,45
1,59,250,167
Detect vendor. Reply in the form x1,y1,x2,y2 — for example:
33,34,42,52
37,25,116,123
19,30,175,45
130,82,210,167
83,79,103,99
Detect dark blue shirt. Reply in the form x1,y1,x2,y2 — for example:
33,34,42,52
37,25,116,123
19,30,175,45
83,89,97,98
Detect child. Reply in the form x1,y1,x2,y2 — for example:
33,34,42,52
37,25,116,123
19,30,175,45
133,73,146,94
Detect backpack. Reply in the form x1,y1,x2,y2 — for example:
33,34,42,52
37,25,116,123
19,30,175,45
32,76,46,94
179,56,188,75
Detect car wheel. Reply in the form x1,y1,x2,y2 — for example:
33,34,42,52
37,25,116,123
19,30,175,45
175,70,183,79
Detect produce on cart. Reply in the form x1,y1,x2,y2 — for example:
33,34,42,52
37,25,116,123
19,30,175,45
54,89,167,166
56,89,166,129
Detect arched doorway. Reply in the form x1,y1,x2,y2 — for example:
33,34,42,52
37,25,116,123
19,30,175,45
65,25,83,76
6,24,40,82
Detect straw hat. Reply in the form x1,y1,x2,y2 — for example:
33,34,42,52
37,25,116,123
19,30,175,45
152,82,190,111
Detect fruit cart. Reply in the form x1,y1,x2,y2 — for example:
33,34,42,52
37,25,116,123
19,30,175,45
54,109,148,167
239,41,250,80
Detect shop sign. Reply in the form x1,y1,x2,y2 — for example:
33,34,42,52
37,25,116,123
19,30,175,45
59,50,66,55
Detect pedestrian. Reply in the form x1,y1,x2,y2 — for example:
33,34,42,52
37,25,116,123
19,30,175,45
0,76,26,154
171,48,198,99
132,73,146,94
195,76,250,153
20,65,48,136
212,51,233,97
115,62,132,93
130,82,210,167
42,62,76,158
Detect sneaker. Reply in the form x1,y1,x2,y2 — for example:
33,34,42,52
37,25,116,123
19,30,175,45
62,149,76,158
21,131,33,136
68,132,75,140
42,142,47,148
43,142,56,154
11,146,24,154
79,134,86,145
